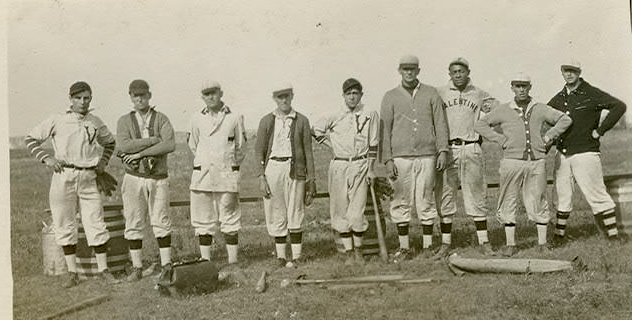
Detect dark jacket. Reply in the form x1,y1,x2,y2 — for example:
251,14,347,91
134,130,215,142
254,110,315,180
548,79,626,156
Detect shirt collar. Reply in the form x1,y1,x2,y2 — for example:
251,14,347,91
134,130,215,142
400,80,421,91
562,78,587,95
273,109,296,119
509,97,536,114
201,103,230,115
342,103,364,115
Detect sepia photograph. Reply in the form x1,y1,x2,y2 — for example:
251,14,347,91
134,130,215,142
5,1,632,319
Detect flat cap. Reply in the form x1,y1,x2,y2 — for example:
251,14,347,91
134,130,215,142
272,83,293,96
201,81,221,95
69,81,92,96
399,55,419,67
342,78,362,93
510,72,531,84
449,57,470,69
561,59,581,72
129,79,150,95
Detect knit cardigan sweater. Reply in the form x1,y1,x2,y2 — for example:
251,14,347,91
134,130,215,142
254,110,315,181
474,99,572,160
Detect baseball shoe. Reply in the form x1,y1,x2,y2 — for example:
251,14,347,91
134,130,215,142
126,267,143,282
538,243,552,254
552,235,567,248
344,250,356,266
499,245,518,257
97,269,121,284
433,244,451,260
62,272,79,288
391,248,412,263
156,263,172,287
480,242,496,256
354,247,365,265
274,258,288,269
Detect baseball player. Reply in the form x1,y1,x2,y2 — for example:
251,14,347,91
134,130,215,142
254,84,316,268
312,78,379,265
474,73,572,256
434,57,497,257
380,55,449,262
116,79,176,283
547,60,627,246
187,81,247,268
25,81,119,288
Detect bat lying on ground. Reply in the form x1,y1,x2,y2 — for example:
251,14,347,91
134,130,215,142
447,253,577,276
39,294,109,320
255,271,267,293
280,274,436,287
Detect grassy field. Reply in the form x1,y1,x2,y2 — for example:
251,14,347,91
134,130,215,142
10,129,632,320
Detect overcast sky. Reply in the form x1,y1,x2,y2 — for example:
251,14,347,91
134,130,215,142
7,1,632,136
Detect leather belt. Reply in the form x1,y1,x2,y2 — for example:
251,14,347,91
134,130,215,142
334,155,368,162
449,138,481,146
270,157,292,162
62,164,96,170
193,166,240,171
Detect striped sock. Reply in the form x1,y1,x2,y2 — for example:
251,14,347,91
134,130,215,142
397,223,410,249
601,209,618,237
422,224,434,249
474,218,489,245
555,211,570,237
440,222,452,245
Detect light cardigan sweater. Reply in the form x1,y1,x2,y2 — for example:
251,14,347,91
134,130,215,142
474,99,571,160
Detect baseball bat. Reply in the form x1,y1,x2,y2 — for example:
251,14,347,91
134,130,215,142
292,274,404,285
255,271,267,293
369,181,389,263
39,294,109,320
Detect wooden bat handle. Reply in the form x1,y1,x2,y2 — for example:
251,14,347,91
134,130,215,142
369,182,389,263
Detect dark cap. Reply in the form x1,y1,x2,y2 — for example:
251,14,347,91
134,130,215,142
129,79,150,95
342,78,362,93
69,81,92,96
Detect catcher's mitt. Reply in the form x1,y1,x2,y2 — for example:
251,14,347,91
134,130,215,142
372,177,394,201
304,180,317,206
96,171,118,197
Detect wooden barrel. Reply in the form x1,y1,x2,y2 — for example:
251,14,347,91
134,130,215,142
42,227,67,276
76,205,128,279
332,188,386,255
605,174,632,237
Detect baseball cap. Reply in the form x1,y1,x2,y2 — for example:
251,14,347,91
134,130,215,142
272,83,293,96
129,79,150,95
201,81,221,95
342,78,362,93
510,72,531,85
561,59,581,72
449,57,470,69
399,55,419,68
69,81,92,96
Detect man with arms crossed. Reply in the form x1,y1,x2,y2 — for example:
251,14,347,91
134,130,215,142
313,78,379,265
380,55,449,262
474,73,572,256
434,57,497,257
547,60,627,245
26,81,119,288
116,79,176,283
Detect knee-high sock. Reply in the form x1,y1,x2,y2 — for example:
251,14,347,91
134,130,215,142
474,218,489,244
555,211,570,237
505,224,516,247
536,223,548,245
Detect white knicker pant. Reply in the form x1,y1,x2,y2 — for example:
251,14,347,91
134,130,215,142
121,174,172,239
263,159,305,237
328,159,369,233
389,156,437,224
497,158,550,224
49,169,109,246
554,152,615,214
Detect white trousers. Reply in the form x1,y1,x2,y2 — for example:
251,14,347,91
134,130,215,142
121,174,172,239
263,159,305,237
190,191,241,235
49,169,109,246
328,159,369,233
389,156,437,224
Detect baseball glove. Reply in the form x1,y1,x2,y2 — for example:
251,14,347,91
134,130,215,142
372,177,394,201
96,171,118,197
304,180,317,206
